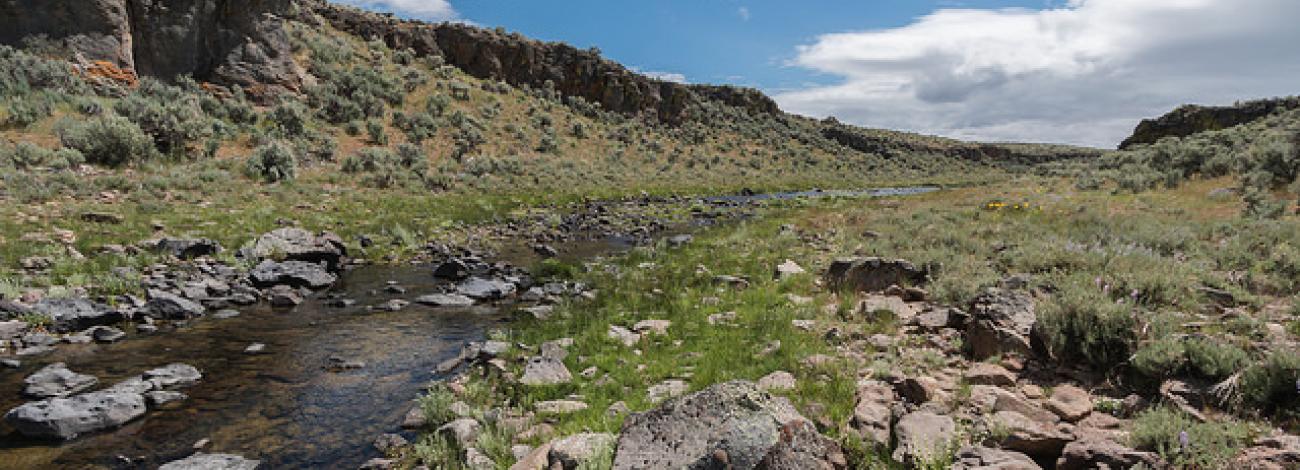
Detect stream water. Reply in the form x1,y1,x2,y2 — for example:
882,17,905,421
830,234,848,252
0,187,938,469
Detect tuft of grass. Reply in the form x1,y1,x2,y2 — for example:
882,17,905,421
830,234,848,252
418,383,457,428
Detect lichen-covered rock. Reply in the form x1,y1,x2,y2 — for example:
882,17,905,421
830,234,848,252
612,380,844,470
892,411,956,464
22,363,98,398
548,433,615,469
246,228,347,269
967,288,1037,359
3,391,147,440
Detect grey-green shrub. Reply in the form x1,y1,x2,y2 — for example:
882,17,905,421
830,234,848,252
1130,407,1254,468
245,141,297,183
58,114,158,167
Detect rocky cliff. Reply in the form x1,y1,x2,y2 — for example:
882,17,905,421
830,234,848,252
821,121,1102,165
1119,97,1300,149
0,0,302,97
305,1,779,124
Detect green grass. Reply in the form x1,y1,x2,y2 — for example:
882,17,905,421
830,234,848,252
1130,407,1258,468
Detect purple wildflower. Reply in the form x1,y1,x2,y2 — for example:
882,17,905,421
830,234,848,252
1179,431,1190,450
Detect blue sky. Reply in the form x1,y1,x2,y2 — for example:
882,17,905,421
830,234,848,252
448,1,1060,91
340,0,1300,147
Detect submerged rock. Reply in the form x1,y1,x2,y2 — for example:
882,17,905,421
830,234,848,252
415,293,476,307
159,453,261,470
456,277,517,300
22,363,99,398
4,391,147,440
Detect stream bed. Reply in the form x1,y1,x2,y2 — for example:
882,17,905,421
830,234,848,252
0,187,937,469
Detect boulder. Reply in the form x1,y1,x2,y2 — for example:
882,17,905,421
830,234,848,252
852,380,895,447
755,420,849,469
824,257,927,293
646,379,689,404
30,298,124,333
987,411,1072,459
249,260,337,289
952,446,1042,470
757,371,797,392
247,228,347,269
22,363,98,398
519,357,572,386
437,418,480,448
607,325,641,347
159,453,261,470
149,238,223,259
1045,385,1092,422
433,258,474,280
1055,438,1163,470
632,319,672,335
892,411,956,464
612,381,844,470
964,363,1017,387
0,319,27,340
143,291,207,319
456,277,517,300
774,260,806,280
86,325,126,343
415,293,476,308
142,363,202,389
966,288,1037,360
511,442,553,470
549,433,615,469
3,391,147,440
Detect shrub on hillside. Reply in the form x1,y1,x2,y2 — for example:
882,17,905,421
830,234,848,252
341,144,427,188
58,114,158,167
245,141,297,183
1240,349,1300,413
113,79,212,156
269,101,310,138
1035,275,1138,370
1131,407,1254,468
4,95,54,127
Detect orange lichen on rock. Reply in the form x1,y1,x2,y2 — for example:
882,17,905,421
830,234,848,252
80,60,139,87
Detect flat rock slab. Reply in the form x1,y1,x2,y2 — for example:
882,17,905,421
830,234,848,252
519,357,572,386
23,363,98,398
144,291,207,319
4,391,147,440
415,293,476,308
456,277,517,300
159,453,261,470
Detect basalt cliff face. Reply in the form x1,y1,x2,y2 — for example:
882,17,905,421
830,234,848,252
0,0,302,97
0,0,778,122
305,1,778,123
1120,97,1300,149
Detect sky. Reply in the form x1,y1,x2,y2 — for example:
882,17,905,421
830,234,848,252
338,0,1300,148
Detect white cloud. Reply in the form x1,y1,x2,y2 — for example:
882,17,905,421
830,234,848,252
738,7,751,21
338,0,458,20
775,0,1300,147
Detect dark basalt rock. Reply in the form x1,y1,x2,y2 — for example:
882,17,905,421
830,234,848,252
249,260,337,289
30,298,125,333
0,0,302,99
1120,97,1300,149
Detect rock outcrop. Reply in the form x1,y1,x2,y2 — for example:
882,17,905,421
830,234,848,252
307,1,779,124
1119,97,1300,149
0,0,302,98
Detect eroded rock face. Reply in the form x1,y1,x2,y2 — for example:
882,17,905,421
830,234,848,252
3,391,147,440
967,288,1037,360
0,0,301,97
613,381,844,470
